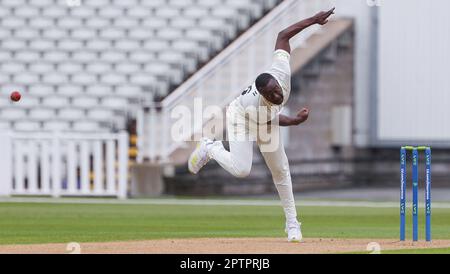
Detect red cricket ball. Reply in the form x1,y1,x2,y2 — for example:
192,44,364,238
10,91,21,102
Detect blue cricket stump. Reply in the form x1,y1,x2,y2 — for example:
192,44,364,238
412,149,418,241
425,148,432,242
400,148,406,241
400,146,431,242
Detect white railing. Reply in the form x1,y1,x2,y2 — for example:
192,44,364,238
0,131,129,199
138,0,332,163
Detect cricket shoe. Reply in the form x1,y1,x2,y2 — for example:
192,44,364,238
285,220,303,243
188,138,214,174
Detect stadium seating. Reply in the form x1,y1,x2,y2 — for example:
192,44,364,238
0,0,280,132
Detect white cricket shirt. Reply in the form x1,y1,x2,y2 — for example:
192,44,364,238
237,49,291,123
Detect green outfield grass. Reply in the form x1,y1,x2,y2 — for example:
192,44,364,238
0,201,449,254
350,247,450,254
381,247,450,254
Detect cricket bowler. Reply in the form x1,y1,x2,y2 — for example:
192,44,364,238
188,8,336,242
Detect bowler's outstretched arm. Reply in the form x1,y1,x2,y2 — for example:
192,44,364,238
275,8,335,53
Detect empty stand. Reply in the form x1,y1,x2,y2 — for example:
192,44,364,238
0,0,279,132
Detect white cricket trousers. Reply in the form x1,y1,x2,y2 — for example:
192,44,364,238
208,100,298,222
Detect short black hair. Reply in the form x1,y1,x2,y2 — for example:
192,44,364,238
255,73,275,91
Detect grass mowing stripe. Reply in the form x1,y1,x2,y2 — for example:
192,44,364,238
2,198,450,208
381,247,450,254
349,247,450,254
1,203,450,245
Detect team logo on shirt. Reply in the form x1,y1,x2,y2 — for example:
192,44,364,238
241,85,258,97
241,86,252,96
